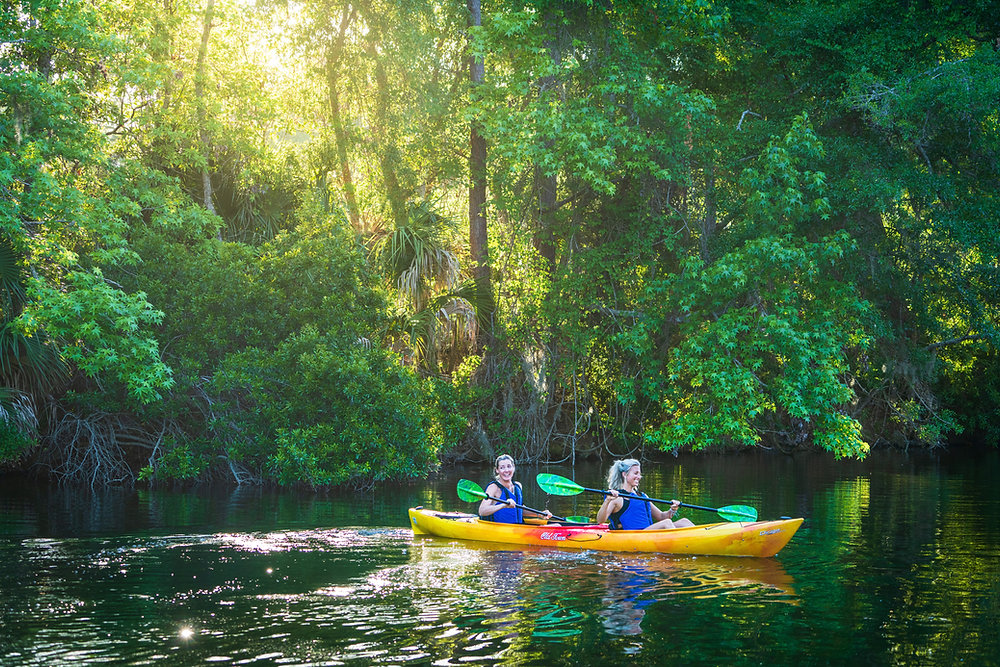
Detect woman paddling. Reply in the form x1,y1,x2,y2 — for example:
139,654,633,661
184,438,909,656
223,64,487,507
479,454,552,523
596,459,696,530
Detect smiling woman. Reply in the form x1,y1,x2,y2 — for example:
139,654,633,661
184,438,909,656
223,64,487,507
596,460,697,531
478,455,552,523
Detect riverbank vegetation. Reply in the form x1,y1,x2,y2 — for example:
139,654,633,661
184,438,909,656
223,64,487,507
2,0,998,486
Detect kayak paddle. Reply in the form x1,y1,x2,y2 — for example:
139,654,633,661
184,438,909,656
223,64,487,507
535,473,759,522
457,479,590,524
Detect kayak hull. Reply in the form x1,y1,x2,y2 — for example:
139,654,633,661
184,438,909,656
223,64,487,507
408,507,802,558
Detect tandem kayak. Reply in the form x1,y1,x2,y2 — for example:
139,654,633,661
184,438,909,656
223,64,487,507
408,507,803,558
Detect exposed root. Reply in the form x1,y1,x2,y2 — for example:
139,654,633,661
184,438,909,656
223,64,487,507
38,407,159,486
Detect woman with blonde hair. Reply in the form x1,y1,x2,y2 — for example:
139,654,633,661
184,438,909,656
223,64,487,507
596,459,695,530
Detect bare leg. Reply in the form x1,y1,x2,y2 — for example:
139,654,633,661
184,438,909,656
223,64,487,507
645,517,695,530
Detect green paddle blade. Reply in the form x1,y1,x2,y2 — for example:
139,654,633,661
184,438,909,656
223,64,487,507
457,479,488,503
564,516,591,524
717,505,758,522
536,473,585,496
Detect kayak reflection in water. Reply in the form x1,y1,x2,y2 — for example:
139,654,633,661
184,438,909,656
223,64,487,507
596,459,696,530
479,454,553,524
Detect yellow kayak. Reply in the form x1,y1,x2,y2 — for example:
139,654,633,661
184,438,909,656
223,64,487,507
408,507,803,558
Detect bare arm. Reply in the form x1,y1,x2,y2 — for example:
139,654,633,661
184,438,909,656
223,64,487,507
595,490,622,524
650,499,681,522
478,482,514,517
478,496,514,517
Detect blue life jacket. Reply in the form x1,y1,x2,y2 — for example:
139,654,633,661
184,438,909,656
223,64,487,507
609,492,652,530
481,480,523,523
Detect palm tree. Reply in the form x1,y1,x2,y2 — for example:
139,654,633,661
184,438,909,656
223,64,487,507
371,200,490,372
372,200,460,311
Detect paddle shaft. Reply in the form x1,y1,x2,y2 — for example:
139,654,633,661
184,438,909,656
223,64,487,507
580,485,743,517
481,493,564,522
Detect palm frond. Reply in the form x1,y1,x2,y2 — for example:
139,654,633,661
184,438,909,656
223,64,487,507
398,278,495,372
0,238,27,319
447,277,495,331
370,199,461,310
0,324,69,395
0,387,39,436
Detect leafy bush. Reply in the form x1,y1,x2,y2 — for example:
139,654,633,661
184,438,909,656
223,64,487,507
215,326,460,487
125,198,465,486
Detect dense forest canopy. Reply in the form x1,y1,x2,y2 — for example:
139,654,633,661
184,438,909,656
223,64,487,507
1,0,998,486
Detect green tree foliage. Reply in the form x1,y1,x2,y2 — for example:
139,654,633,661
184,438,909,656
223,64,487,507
370,200,490,373
214,325,456,487
459,0,998,456
288,0,469,231
1,0,174,466
845,49,1000,442
127,197,461,485
697,0,1000,446
616,117,870,458
7,0,1000,483
460,0,871,457
455,0,730,458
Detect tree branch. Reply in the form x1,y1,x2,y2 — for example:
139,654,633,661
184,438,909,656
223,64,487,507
926,334,986,350
736,109,761,131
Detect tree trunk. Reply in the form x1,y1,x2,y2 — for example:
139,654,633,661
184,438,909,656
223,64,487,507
159,0,173,113
195,0,217,236
701,164,716,262
468,0,488,285
534,166,557,268
365,38,408,228
533,21,560,270
327,6,361,231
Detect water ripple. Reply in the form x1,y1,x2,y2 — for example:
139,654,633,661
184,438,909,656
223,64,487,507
2,526,802,666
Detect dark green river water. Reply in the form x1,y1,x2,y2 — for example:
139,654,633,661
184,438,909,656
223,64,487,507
2,448,999,666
